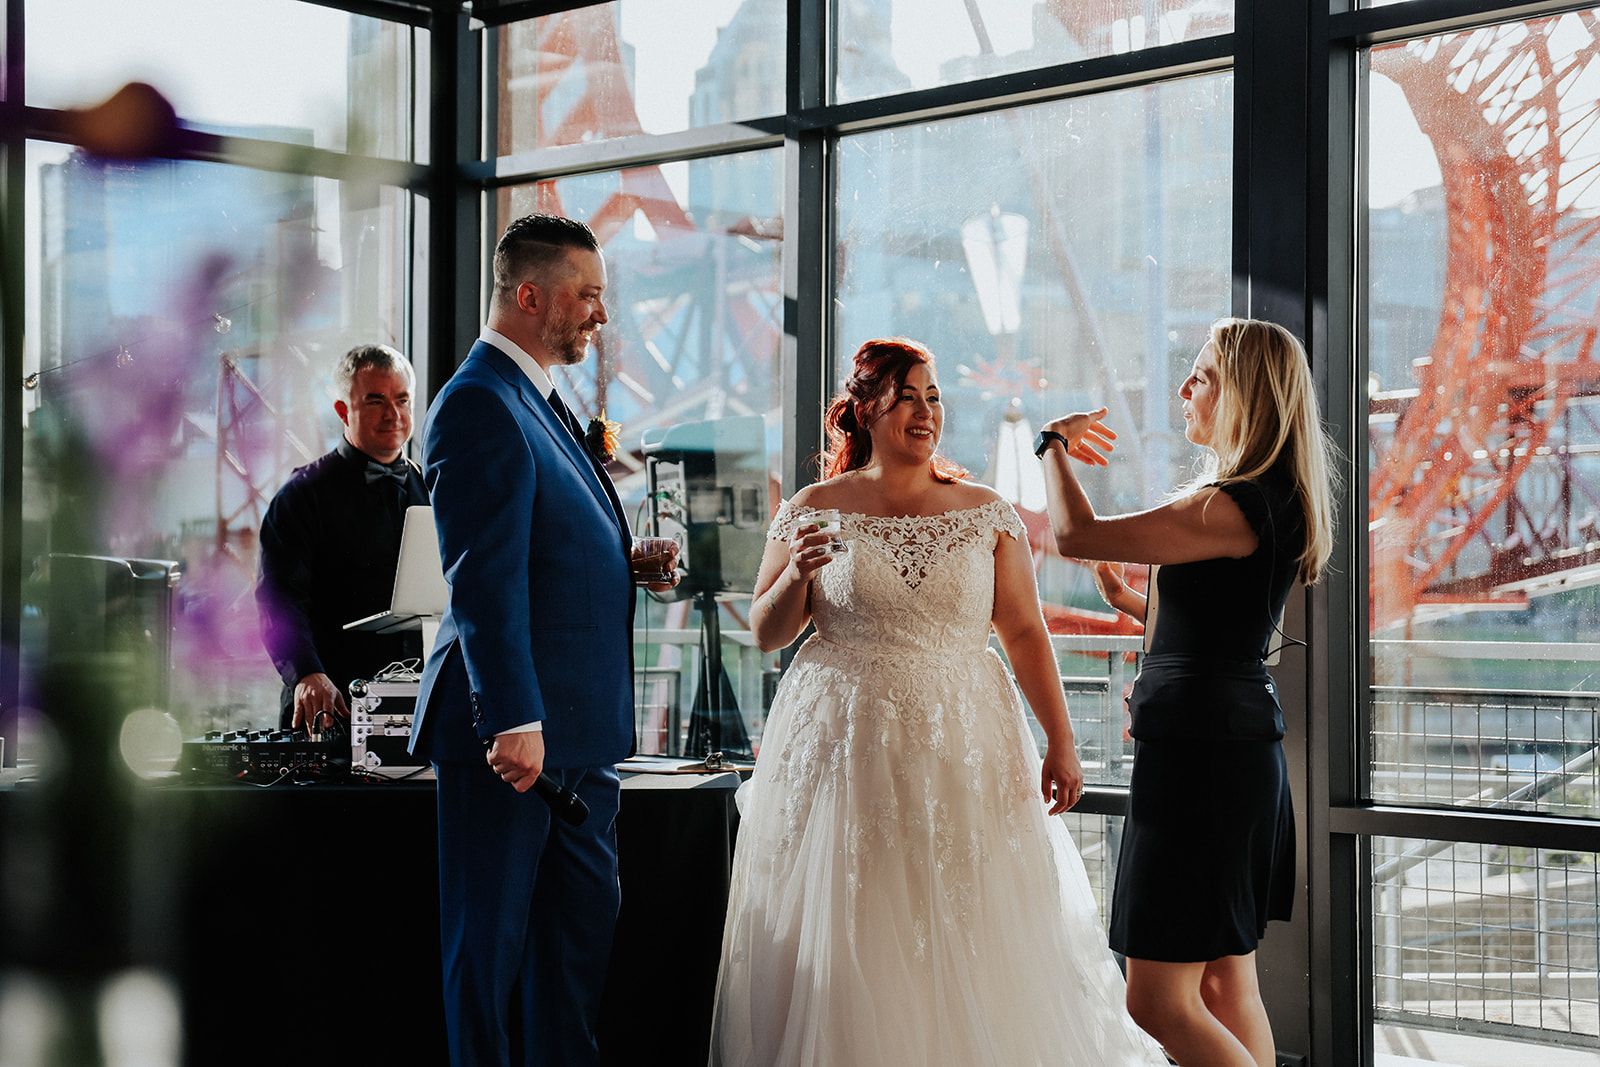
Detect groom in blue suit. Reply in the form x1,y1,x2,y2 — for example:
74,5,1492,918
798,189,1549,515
411,214,668,1065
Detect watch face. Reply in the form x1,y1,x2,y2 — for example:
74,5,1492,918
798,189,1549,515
1033,432,1051,457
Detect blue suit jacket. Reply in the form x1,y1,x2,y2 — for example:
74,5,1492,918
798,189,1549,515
410,340,635,768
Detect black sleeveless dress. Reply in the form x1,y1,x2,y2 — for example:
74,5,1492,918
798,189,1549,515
1107,466,1303,962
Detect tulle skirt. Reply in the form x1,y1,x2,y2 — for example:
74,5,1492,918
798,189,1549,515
710,637,1165,1065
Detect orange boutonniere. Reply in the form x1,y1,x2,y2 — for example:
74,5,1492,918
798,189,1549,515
585,414,621,464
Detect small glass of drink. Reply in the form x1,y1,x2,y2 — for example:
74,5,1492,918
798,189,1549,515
811,508,848,555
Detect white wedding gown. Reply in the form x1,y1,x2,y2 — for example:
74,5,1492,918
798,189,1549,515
711,499,1166,1065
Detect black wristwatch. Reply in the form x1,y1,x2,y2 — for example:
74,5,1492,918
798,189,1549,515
1033,429,1069,458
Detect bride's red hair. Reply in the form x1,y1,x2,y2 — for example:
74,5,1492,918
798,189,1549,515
822,338,967,483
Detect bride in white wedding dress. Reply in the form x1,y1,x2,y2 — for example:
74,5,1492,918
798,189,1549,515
711,339,1165,1066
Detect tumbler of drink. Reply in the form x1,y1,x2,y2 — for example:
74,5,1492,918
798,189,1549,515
812,508,848,555
632,536,680,585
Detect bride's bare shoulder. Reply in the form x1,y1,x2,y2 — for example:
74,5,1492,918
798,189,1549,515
944,480,1006,510
789,472,868,512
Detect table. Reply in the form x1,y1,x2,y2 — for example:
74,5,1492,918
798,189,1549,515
0,768,740,1066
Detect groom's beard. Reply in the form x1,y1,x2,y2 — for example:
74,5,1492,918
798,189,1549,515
543,312,594,366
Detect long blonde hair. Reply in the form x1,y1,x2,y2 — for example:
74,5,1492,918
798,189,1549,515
1183,317,1340,584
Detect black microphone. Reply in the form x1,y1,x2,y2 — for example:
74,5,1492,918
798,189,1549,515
533,773,590,827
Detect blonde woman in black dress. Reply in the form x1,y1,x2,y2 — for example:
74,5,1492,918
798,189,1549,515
1037,318,1337,1067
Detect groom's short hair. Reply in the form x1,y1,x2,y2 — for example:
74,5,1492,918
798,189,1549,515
492,214,600,302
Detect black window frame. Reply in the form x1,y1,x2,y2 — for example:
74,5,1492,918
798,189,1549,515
4,3,1597,1063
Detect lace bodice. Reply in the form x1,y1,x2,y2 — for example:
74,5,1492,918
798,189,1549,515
769,498,1025,657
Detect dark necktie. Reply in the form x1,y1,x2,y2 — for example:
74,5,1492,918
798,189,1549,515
546,391,585,446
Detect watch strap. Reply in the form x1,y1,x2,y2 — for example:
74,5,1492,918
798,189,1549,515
1034,429,1068,458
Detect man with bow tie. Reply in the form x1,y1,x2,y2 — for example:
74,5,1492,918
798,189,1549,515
255,343,428,733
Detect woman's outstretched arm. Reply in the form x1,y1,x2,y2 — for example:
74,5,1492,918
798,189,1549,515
1039,408,1258,565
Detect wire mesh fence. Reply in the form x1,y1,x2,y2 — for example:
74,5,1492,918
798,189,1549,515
1373,837,1600,1048
1371,686,1599,819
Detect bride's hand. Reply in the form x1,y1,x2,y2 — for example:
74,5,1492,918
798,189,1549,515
1043,407,1117,467
785,523,839,583
1041,741,1085,815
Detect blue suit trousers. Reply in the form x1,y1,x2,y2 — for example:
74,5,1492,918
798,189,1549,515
434,762,622,1066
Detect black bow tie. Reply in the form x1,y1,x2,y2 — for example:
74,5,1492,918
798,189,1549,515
365,459,411,486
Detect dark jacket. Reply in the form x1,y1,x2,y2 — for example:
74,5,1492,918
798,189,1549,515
256,437,428,727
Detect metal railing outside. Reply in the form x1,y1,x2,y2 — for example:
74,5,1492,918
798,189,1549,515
1370,640,1600,819
1370,640,1600,1049
1373,837,1600,1049
631,628,1144,776
1012,634,1143,788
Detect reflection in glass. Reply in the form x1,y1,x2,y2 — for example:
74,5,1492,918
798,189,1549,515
19,143,412,758
836,74,1232,782
28,0,421,159
1366,14,1600,818
834,0,1234,104
497,150,784,750
496,0,783,156
1372,837,1598,1052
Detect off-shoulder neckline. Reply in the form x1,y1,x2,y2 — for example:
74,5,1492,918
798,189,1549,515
784,498,1010,522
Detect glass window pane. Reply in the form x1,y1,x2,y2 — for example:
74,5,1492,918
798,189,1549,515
1372,837,1599,1054
496,1,784,156
1365,14,1600,819
834,0,1234,104
18,142,414,764
28,0,421,159
835,75,1232,784
496,150,784,754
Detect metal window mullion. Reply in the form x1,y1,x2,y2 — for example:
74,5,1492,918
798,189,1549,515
1329,0,1600,47
472,0,606,26
403,24,422,372
21,107,429,190
480,23,500,340
781,0,827,505
773,0,828,678
1330,804,1600,854
488,123,786,189
1317,0,1367,1055
0,0,24,768
1236,0,1315,1059
426,6,480,399
294,0,435,28
796,34,1233,138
